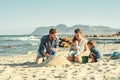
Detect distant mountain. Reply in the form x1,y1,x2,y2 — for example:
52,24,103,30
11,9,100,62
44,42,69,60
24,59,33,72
31,24,120,35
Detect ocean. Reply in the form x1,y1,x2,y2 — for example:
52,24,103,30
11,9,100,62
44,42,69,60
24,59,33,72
0,35,119,56
0,35,40,56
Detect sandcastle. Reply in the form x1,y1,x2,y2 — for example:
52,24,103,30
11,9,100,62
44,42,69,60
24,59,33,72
38,55,72,67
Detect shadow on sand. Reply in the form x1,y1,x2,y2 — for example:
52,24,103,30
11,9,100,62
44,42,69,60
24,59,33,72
0,56,53,68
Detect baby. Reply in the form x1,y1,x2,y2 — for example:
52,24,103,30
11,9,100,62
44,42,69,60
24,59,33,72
68,39,81,57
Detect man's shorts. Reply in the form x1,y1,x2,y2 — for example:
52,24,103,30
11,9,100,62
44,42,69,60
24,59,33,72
37,51,44,58
37,51,56,58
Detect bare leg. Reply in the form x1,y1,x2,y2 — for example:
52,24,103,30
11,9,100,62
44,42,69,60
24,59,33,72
35,56,41,64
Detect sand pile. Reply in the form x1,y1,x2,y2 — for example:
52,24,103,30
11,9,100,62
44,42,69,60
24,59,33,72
38,55,72,67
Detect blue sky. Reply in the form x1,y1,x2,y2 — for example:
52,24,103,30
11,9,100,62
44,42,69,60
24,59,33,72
0,0,120,35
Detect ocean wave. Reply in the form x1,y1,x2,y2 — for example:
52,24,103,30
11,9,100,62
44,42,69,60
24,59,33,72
0,35,39,56
14,43,38,47
0,36,40,41
0,42,38,48
12,36,39,41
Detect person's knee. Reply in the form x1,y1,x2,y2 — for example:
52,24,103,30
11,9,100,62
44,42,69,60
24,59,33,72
67,56,73,61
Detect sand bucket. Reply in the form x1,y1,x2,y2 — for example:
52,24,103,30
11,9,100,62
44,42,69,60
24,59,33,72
50,51,56,56
82,56,88,63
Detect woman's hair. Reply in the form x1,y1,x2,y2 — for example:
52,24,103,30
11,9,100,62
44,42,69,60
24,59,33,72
49,28,58,34
87,40,96,46
72,36,77,42
74,28,82,34
72,28,83,42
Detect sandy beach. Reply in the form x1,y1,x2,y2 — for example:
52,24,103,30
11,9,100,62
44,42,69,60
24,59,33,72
0,44,120,80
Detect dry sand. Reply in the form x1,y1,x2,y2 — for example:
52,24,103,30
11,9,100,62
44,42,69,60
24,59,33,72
0,44,120,80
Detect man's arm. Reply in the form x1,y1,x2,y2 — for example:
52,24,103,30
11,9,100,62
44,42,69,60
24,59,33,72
38,36,50,57
52,37,60,52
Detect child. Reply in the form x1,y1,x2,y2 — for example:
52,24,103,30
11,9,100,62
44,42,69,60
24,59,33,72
87,40,103,62
68,37,81,57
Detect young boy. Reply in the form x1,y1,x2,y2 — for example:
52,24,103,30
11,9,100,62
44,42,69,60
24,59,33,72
87,40,103,62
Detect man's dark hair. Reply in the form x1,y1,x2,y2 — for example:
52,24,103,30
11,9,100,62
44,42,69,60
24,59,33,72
74,28,82,34
49,28,58,34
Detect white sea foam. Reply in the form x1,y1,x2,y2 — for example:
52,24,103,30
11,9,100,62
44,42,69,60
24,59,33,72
12,36,39,41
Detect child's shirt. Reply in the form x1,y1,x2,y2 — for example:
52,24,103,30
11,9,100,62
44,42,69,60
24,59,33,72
69,45,81,51
90,46,103,60
69,45,82,56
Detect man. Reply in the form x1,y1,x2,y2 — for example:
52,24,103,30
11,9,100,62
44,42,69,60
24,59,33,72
35,28,59,64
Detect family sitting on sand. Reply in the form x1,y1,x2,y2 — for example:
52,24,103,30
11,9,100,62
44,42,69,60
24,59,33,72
35,28,103,64
67,29,103,63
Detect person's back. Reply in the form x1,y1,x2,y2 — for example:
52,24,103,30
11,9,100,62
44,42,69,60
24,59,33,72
90,46,103,61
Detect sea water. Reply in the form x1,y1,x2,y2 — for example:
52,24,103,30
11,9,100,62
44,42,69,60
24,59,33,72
0,35,40,56
0,35,119,56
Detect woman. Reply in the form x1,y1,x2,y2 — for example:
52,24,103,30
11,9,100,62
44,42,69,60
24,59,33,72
67,28,89,62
